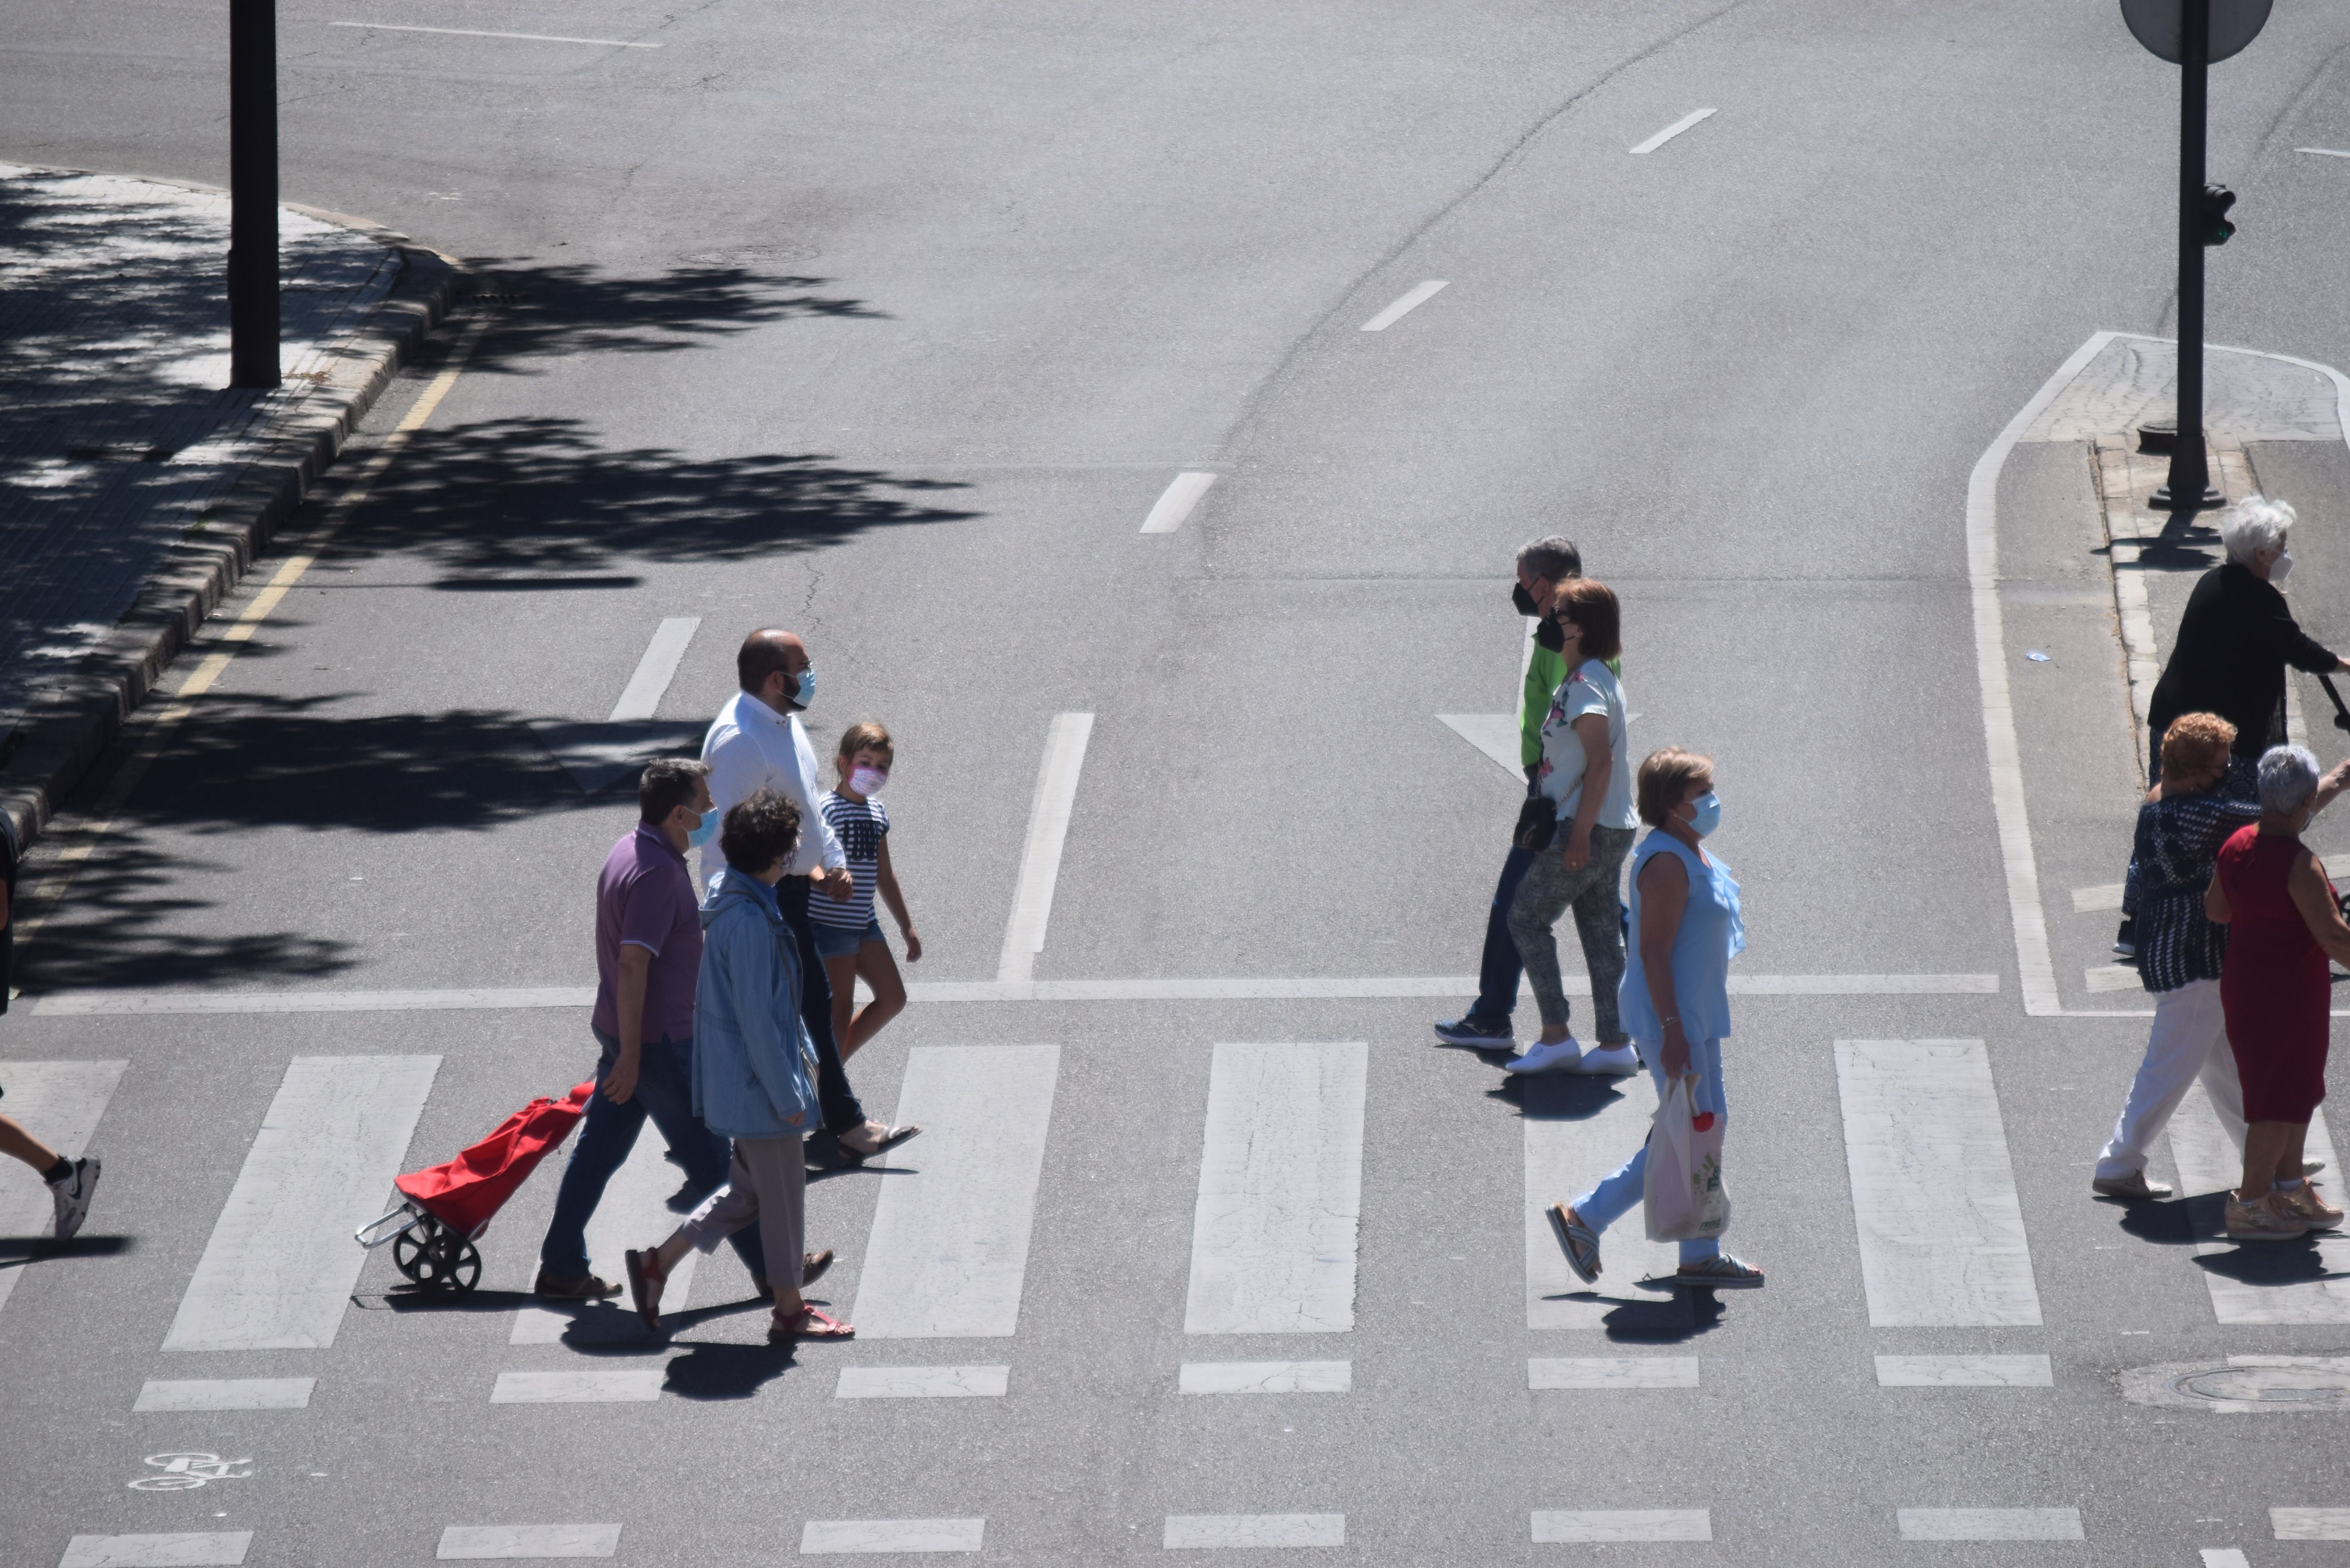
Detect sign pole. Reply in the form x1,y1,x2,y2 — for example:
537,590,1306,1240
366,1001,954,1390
2155,0,2216,511
227,0,280,389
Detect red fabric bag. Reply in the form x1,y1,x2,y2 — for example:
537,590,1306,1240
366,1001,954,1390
394,1080,594,1237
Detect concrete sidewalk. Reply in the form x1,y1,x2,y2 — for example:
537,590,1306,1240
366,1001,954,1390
0,163,454,852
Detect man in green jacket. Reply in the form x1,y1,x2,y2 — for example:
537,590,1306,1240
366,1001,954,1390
1435,537,1583,1047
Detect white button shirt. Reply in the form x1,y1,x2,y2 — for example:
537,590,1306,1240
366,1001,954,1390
700,690,845,878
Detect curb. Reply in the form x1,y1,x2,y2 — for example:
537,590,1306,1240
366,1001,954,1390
0,187,464,862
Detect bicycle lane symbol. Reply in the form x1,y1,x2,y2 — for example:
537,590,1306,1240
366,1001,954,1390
129,1452,252,1491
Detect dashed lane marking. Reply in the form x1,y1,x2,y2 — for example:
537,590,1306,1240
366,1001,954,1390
488,1370,662,1404
1532,1512,1710,1543
1527,1357,1698,1390
1358,281,1447,331
329,21,661,46
606,618,699,721
834,1366,1009,1399
1874,1354,2051,1387
434,1525,621,1559
1178,1361,1351,1394
799,1520,985,1554
1140,471,1216,534
996,713,1093,982
1162,1516,1344,1550
1896,1509,2082,1542
134,1379,314,1412
1629,108,1715,155
60,1534,251,1567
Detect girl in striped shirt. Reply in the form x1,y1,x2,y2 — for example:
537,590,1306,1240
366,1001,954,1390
813,722,921,1059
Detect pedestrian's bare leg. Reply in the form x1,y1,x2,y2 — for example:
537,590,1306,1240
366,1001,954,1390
847,940,907,1054
0,1115,61,1173
2239,1120,2300,1199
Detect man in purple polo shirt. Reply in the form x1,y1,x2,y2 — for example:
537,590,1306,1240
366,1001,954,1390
533,758,769,1298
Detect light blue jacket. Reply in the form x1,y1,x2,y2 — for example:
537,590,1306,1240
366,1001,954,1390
690,874,820,1141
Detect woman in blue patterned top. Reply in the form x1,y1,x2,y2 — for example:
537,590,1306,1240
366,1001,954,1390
814,721,923,1065
2092,713,2262,1201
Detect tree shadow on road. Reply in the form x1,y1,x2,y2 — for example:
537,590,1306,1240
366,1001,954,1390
454,258,885,375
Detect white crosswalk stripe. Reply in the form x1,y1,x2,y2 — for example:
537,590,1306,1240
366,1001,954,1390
59,1535,251,1567
1532,1511,1711,1542
799,1519,984,1554
1162,1515,1343,1549
1836,1040,2041,1326
1522,1074,1680,1329
164,1055,440,1352
851,1045,1059,1338
1896,1508,2082,1541
435,1524,621,1559
134,1378,314,1412
2169,1085,2350,1322
1182,1043,1365,1335
513,1127,702,1344
1178,1360,1350,1393
0,1058,125,1316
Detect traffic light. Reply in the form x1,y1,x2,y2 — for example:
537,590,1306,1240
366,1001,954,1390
2201,184,2237,246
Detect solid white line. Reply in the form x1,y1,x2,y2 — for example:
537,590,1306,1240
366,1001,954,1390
1525,1070,1681,1329
2171,1085,2350,1322
330,21,661,47
834,1365,1009,1399
1179,1360,1351,1394
135,1378,315,1412
1896,1509,2081,1542
2084,964,2140,994
1971,331,2118,1016
2274,1509,2350,1540
2296,147,2350,158
1140,471,1216,535
1436,713,1523,777
2202,1550,2252,1568
30,973,1999,1015
513,1128,701,1344
1873,1354,2051,1387
851,1045,1059,1337
1184,1043,1366,1334
436,1525,622,1560
0,1060,124,1318
1528,1357,1698,1390
800,1520,984,1554
1836,1041,2041,1327
1359,280,1447,331
164,1055,441,1351
996,713,1094,981
489,1370,662,1403
1629,107,1715,155
1533,1512,1711,1543
1163,1516,1344,1550
61,1535,252,1568
606,618,699,722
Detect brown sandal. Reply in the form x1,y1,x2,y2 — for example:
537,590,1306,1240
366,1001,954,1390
769,1305,855,1342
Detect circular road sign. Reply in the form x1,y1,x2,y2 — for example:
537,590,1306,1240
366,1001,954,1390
2121,0,2273,64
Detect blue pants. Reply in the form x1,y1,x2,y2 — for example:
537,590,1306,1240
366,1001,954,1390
1468,846,1537,1024
538,1031,767,1282
1569,1036,1727,1266
777,875,869,1139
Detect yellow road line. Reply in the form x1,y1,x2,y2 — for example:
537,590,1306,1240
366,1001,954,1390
17,310,493,944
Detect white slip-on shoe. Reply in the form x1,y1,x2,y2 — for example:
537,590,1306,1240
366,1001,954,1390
1503,1038,1582,1075
48,1156,99,1241
1566,1044,1640,1076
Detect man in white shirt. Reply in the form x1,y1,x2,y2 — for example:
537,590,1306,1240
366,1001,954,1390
703,630,916,1165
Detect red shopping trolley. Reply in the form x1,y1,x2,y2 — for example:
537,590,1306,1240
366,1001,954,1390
354,1080,595,1294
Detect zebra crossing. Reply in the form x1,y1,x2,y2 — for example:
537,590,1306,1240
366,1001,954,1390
8,1033,2346,1563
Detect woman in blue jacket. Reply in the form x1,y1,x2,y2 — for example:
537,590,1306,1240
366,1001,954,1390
626,789,853,1342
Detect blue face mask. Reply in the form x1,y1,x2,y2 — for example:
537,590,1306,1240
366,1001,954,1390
685,807,719,849
1688,791,1722,838
790,666,815,709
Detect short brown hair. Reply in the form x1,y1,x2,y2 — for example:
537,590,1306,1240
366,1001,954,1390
837,720,894,768
719,787,801,877
638,757,709,825
1636,747,1714,828
2162,712,2236,790
1549,578,1621,664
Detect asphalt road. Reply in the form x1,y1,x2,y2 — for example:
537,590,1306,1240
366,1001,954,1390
7,2,2350,1564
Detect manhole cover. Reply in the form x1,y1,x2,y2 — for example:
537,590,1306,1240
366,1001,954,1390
2121,1356,2350,1413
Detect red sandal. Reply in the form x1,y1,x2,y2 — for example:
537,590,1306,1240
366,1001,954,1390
624,1248,667,1332
769,1304,855,1342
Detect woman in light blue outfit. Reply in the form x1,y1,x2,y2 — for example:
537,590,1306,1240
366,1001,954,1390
1547,746,1765,1289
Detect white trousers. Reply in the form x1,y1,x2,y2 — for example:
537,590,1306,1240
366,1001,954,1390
2095,977,2247,1179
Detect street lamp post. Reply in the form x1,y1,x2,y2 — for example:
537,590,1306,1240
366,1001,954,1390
2153,0,2216,512
227,0,279,389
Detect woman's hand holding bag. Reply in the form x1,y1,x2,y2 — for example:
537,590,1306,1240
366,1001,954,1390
1644,1074,1731,1242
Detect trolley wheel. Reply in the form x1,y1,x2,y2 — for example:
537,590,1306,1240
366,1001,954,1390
413,1228,481,1295
391,1224,434,1283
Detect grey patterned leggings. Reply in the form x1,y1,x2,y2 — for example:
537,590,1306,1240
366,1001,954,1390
1506,824,1638,1035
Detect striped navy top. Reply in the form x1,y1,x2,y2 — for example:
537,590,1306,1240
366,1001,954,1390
812,792,889,930
2133,788,2259,992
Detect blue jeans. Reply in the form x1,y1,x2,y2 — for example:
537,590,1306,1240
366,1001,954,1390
1569,1035,1727,1266
1468,846,1537,1024
538,1030,767,1282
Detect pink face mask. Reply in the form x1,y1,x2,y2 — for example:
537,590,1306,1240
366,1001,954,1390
849,765,888,797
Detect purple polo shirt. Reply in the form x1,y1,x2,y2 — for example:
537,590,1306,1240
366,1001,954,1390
591,824,701,1044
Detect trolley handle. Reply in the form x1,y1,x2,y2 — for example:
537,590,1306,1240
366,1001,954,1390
354,1202,429,1250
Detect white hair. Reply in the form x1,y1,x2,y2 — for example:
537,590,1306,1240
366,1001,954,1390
2258,744,2321,815
2220,494,2296,565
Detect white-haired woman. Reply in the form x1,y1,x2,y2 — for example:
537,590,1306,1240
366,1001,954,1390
2205,746,2350,1241
2122,496,2350,959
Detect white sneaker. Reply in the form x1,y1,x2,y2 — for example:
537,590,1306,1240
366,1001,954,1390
48,1155,99,1241
1503,1038,1582,1075
1568,1044,1640,1076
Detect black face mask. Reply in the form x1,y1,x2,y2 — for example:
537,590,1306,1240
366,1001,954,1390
1511,582,1540,617
1534,617,1565,651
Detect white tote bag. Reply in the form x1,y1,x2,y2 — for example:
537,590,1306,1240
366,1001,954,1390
1643,1074,1731,1241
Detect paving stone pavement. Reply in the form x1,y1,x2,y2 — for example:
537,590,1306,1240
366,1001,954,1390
0,164,398,737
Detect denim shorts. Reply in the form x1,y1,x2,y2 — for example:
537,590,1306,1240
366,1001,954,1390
812,918,884,959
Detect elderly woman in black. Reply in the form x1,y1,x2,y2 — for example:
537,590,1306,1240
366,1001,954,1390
2119,495,2350,957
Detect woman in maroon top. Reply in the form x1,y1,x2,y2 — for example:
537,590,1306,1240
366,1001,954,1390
2207,745,2350,1240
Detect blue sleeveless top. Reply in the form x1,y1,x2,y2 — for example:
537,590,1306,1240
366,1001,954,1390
1618,831,1744,1042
